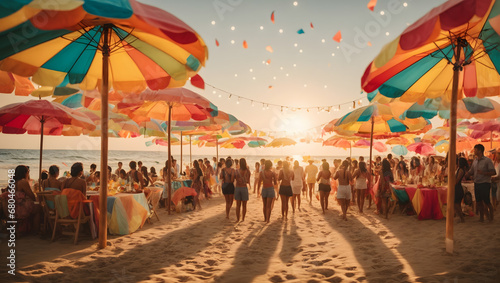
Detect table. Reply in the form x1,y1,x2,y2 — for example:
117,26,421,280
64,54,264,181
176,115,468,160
393,185,447,220
90,192,149,235
161,180,192,200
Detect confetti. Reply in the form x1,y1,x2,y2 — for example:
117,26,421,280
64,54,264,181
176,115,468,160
215,39,219,46
367,41,372,46
310,22,314,29
266,45,273,53
333,30,342,42
297,28,305,34
190,74,205,89
367,0,377,11
243,40,248,48
271,11,275,23
266,59,271,64
268,85,273,89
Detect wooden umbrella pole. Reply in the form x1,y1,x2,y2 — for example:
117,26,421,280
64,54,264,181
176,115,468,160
349,141,352,160
446,37,463,254
216,137,219,163
167,104,172,214
38,116,44,190
368,116,374,190
180,131,183,176
98,25,110,249
189,135,192,165
491,131,493,150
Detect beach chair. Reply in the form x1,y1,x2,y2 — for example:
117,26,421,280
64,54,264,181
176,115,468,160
391,186,415,215
51,190,91,244
37,191,59,234
146,188,161,223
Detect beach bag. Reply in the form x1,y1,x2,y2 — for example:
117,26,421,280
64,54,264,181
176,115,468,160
464,191,473,206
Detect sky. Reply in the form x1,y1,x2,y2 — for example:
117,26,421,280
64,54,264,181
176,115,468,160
0,0,449,157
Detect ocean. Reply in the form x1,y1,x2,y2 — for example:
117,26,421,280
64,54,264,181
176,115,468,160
0,149,359,186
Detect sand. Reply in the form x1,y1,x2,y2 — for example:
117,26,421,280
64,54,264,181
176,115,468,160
1,194,499,283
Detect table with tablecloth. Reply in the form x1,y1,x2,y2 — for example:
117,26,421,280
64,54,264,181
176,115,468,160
89,192,149,235
393,185,447,220
161,180,192,200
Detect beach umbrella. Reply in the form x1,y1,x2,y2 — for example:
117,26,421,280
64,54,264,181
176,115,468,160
0,0,207,248
0,99,95,185
353,139,387,153
333,103,430,189
146,136,181,147
360,0,500,252
118,88,217,214
266,137,297,148
386,136,411,146
392,145,408,156
407,142,435,156
468,119,500,150
248,140,268,148
0,71,35,96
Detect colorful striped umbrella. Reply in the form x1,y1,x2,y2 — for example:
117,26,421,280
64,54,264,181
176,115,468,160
0,0,207,247
407,142,435,156
266,137,297,148
0,99,95,185
360,0,500,251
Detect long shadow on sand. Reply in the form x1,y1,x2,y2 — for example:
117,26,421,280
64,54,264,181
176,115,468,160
18,212,228,282
312,205,409,283
279,217,302,265
216,221,281,283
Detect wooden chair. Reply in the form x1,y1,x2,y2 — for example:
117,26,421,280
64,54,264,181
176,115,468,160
146,188,161,223
391,187,415,215
51,193,91,244
37,191,58,234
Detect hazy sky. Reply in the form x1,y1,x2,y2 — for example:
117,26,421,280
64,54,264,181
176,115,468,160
0,0,448,157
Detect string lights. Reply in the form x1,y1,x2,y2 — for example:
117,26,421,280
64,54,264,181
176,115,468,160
206,83,365,113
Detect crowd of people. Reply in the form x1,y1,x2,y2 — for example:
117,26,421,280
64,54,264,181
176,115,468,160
2,144,499,236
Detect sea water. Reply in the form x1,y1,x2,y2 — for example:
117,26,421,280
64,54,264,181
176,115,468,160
0,149,363,187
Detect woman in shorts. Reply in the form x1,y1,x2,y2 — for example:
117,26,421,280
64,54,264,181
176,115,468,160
220,159,235,219
316,161,332,214
291,160,304,213
258,160,277,223
278,161,294,220
334,160,353,220
234,158,251,222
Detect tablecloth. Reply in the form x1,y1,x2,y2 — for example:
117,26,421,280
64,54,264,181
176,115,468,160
162,180,192,200
404,187,445,220
90,192,149,235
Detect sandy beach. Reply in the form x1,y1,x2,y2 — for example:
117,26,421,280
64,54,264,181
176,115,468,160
1,194,499,283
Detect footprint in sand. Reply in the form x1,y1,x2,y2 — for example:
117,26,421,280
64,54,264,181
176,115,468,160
311,268,335,277
377,231,388,237
269,275,284,282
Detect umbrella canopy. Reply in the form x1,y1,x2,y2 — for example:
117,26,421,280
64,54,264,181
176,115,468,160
407,142,435,156
386,136,411,146
353,140,387,152
0,70,34,96
220,137,268,149
118,88,217,215
392,145,409,156
360,0,500,252
0,99,95,184
266,137,297,148
0,0,208,248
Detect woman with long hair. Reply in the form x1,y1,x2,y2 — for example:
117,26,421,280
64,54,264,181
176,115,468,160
258,160,277,223
42,165,61,191
235,158,251,222
191,160,203,210
396,161,409,182
291,160,305,213
352,161,370,213
13,165,42,234
278,161,294,220
378,159,394,219
317,161,332,214
220,158,235,219
333,160,352,220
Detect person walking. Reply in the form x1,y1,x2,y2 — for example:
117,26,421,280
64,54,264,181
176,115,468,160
466,144,495,222
305,160,318,204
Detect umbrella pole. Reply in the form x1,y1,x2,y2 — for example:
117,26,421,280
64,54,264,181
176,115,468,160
349,141,352,160
491,131,493,150
216,137,219,163
189,135,192,165
446,38,463,254
38,117,44,191
368,116,374,189
98,25,111,249
180,131,183,175
167,104,172,214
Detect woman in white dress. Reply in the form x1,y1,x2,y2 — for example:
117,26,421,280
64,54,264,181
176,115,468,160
291,160,305,213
